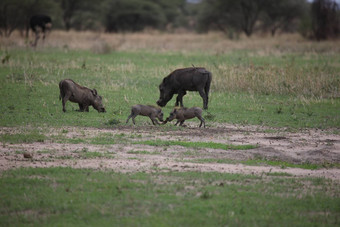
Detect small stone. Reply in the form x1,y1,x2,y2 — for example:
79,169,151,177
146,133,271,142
23,152,33,159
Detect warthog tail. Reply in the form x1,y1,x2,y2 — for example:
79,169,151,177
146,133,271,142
59,80,64,101
204,71,212,97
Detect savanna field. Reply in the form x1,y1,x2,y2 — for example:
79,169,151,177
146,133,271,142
0,31,340,226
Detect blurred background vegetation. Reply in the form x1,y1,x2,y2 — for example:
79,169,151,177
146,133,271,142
0,0,339,40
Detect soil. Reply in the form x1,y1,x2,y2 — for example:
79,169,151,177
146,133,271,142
1,123,339,181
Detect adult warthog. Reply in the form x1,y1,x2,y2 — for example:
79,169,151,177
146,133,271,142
59,79,106,113
30,14,52,47
156,67,212,109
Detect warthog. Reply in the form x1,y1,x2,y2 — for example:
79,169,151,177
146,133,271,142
30,14,52,47
126,104,164,125
157,67,212,109
164,107,205,128
59,79,106,113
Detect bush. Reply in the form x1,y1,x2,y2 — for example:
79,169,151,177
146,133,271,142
105,0,166,32
311,0,340,40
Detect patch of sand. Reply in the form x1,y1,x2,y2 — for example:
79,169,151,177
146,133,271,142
0,124,339,181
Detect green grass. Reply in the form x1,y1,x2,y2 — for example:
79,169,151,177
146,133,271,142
0,167,339,226
0,132,46,144
0,49,339,129
1,43,339,226
191,158,340,170
136,139,257,150
266,172,293,177
0,132,256,151
127,150,161,155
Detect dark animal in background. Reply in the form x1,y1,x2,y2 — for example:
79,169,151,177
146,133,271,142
163,107,205,128
126,104,164,125
30,14,52,47
157,67,212,109
59,79,106,113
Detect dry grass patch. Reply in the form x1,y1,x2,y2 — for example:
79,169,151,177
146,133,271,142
212,64,339,98
2,30,340,54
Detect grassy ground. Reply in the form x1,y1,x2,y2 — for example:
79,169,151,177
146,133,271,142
0,32,340,226
0,47,339,129
0,168,339,226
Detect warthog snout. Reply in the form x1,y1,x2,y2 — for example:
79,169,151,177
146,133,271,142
156,100,163,107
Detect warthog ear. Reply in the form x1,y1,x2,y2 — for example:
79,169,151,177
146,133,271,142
92,89,98,96
162,76,169,85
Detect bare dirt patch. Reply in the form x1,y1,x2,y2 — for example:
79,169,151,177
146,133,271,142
1,124,339,181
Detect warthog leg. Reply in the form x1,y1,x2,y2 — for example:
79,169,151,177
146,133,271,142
61,92,72,112
197,115,205,128
198,88,208,110
126,113,137,125
175,91,186,107
78,104,89,112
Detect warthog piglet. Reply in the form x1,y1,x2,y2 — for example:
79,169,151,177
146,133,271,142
164,107,205,128
126,104,164,125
